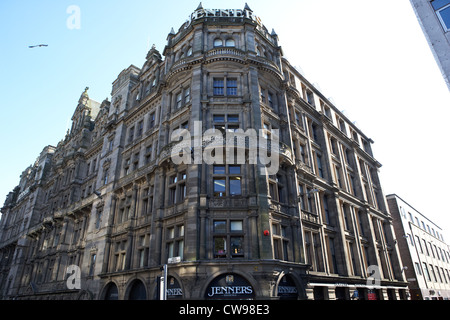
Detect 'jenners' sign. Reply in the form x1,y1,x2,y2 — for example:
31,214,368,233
205,274,255,299
207,286,253,297
189,8,261,26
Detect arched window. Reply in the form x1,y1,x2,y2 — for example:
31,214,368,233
214,38,223,48
256,47,262,56
104,282,119,300
187,47,193,56
128,280,147,300
225,39,235,47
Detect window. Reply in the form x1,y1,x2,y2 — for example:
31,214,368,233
322,194,331,225
132,152,139,171
334,165,343,188
226,79,237,96
342,204,352,231
89,254,96,276
174,87,190,109
138,235,149,268
432,0,450,31
268,92,274,108
214,38,223,47
137,120,144,137
315,153,324,178
128,126,135,143
95,209,103,229
213,220,244,258
114,241,127,271
145,145,152,164
103,168,109,185
260,87,276,109
272,223,290,261
213,178,226,197
306,90,315,105
167,225,184,260
294,111,302,126
213,114,241,135
168,171,187,205
212,165,242,197
327,237,339,274
225,38,235,47
269,174,285,203
184,87,190,104
416,235,423,253
213,77,238,96
149,112,155,129
176,92,182,109
213,79,224,95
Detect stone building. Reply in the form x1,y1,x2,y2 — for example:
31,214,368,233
387,194,450,300
0,4,408,300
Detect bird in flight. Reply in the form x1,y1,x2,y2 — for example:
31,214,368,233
29,44,48,48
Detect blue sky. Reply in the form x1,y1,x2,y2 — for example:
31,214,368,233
1,1,450,237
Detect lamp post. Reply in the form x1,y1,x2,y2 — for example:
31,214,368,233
160,264,167,300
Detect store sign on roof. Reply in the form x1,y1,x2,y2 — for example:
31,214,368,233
189,7,262,26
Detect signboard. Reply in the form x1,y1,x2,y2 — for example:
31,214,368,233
277,275,298,300
205,274,255,300
367,290,377,300
167,276,183,300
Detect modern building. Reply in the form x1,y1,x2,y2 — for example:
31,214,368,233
409,0,450,90
387,194,450,300
0,4,409,300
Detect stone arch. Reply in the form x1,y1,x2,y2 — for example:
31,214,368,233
274,273,303,300
126,278,147,300
202,271,258,300
101,281,119,300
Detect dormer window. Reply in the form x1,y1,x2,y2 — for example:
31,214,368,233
225,39,235,47
214,38,223,48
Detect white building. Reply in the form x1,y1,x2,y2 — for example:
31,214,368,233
387,194,450,300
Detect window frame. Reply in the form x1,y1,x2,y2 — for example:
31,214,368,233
213,219,244,259
432,0,450,31
212,164,242,197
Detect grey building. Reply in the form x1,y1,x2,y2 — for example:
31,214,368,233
410,0,450,90
0,4,408,300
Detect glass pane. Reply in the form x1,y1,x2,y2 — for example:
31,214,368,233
227,79,237,95
230,237,244,256
168,227,175,239
168,242,174,258
226,125,239,132
213,114,225,122
214,220,227,233
214,237,227,256
439,6,450,29
227,114,239,122
213,80,224,95
229,165,241,174
179,225,184,237
432,0,450,10
214,179,226,196
213,166,226,174
230,220,243,232
225,39,235,47
229,177,242,195
178,240,184,259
